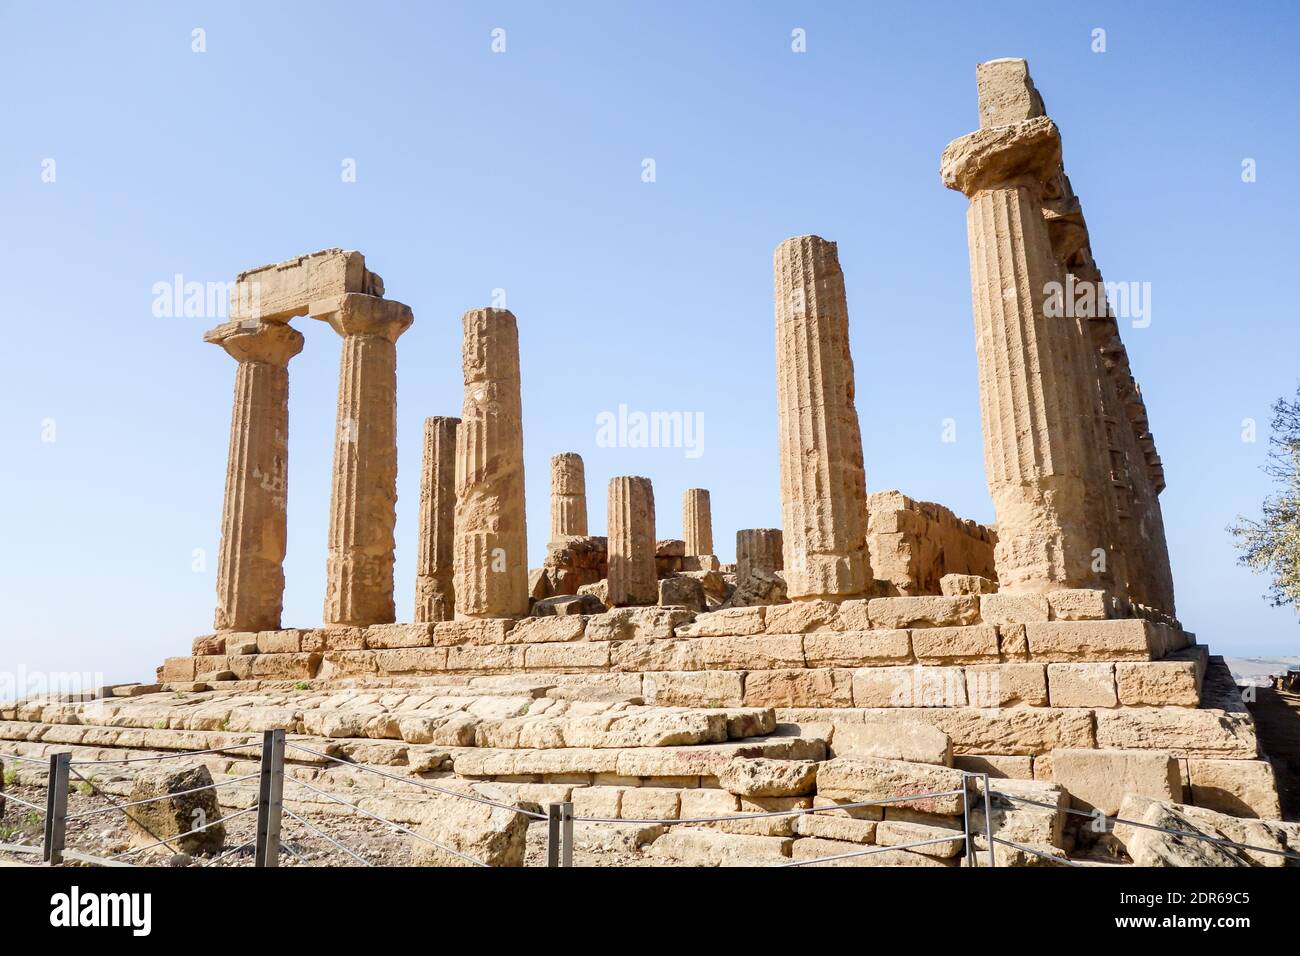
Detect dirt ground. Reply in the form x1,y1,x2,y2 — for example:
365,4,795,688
1248,686,1300,821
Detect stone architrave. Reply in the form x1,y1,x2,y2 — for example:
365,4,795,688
205,319,304,632
773,235,872,601
415,416,460,622
313,293,413,626
454,308,529,619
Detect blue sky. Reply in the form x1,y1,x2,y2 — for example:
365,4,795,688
2,1,1297,692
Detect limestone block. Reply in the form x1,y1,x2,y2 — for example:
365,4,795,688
1093,707,1258,758
815,756,966,815
875,820,965,858
126,765,225,854
570,785,622,819
410,786,529,867
192,635,225,656
718,757,818,797
531,594,605,617
233,248,376,323
643,671,745,708
974,57,1045,128
1047,748,1181,815
1115,661,1200,707
720,795,811,837
610,639,702,673
1120,800,1249,868
952,755,1034,779
613,736,825,779
250,653,320,680
1046,589,1109,621
963,663,1048,708
373,648,449,675
763,600,843,634
939,574,997,596
803,629,911,667
161,657,196,683
649,829,792,866
997,623,1030,661
364,623,434,649
1024,620,1161,661
868,596,979,629
979,593,1049,625
523,642,610,672
794,810,878,844
698,635,804,670
676,606,766,637
445,645,525,673
1186,758,1281,819
433,619,512,646
911,624,1000,664
1047,662,1117,708
851,666,967,708
789,837,953,867
970,778,1067,849
619,787,682,821
586,607,693,642
829,719,952,766
502,616,587,645
658,576,707,612
743,669,854,708
680,787,740,819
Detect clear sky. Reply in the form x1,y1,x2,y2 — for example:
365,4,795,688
2,1,1297,694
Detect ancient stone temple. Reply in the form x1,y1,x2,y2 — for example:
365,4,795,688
5,63,1290,871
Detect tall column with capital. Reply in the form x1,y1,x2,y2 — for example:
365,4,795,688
942,109,1094,592
313,293,413,626
205,319,304,632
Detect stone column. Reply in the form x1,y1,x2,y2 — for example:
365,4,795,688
682,488,713,557
607,476,657,606
205,320,304,632
549,452,588,540
415,416,460,622
313,293,413,626
941,113,1094,593
454,308,529,619
773,235,873,601
737,528,784,580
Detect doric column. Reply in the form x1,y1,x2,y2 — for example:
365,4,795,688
773,235,873,601
737,528,784,580
607,476,657,606
313,293,413,626
549,452,588,540
205,320,304,632
682,488,713,557
415,416,460,622
941,112,1094,593
454,308,528,619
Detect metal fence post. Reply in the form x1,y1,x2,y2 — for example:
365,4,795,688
560,801,574,868
961,773,972,867
254,729,285,867
546,802,561,867
981,772,996,868
42,752,70,865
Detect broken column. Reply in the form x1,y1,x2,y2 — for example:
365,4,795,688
941,69,1096,594
682,488,713,557
607,476,657,606
549,452,588,540
206,320,304,632
415,416,460,622
314,293,413,626
773,235,873,601
737,528,784,579
454,308,529,619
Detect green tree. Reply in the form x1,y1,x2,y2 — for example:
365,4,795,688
1231,386,1300,613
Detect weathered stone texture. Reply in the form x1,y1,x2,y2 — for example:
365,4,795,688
607,476,657,607
550,452,588,539
415,416,459,622
682,488,713,557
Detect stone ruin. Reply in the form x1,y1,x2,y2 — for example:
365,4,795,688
2,60,1295,868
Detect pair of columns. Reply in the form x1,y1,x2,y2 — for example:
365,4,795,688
208,293,411,631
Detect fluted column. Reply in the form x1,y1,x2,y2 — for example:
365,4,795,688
942,116,1093,593
608,476,657,606
682,488,713,557
737,528,784,580
314,293,412,625
415,416,460,622
454,308,528,618
773,235,872,601
549,452,588,540
206,320,304,632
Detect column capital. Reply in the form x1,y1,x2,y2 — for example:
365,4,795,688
940,116,1061,198
204,319,304,367
311,292,413,342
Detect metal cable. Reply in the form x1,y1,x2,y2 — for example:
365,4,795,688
0,751,52,765
286,778,488,867
279,840,314,867
109,805,257,859
0,792,48,815
282,807,373,866
775,834,963,867
575,788,967,827
201,838,256,867
66,773,259,821
989,836,1083,867
70,743,261,766
990,790,1300,862
284,742,547,819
